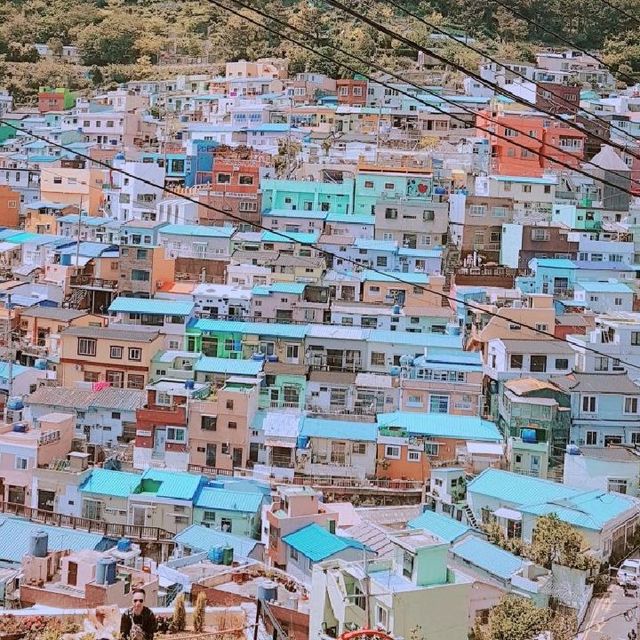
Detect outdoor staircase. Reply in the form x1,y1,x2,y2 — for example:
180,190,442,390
463,504,479,529
65,288,88,308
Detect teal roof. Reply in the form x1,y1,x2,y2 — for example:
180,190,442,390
398,248,443,258
354,239,397,252
194,356,263,376
174,524,259,557
282,523,368,562
57,215,111,226
262,209,328,220
492,176,558,185
362,270,428,284
408,510,471,542
159,224,235,238
369,331,463,349
252,282,306,296
452,536,523,580
109,297,195,316
261,230,319,244
576,280,633,293
80,469,141,498
325,212,375,224
0,362,30,382
139,469,204,501
300,417,378,442
195,487,263,513
0,517,109,564
193,318,307,339
533,259,576,269
377,412,502,442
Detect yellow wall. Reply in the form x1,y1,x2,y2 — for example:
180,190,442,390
40,168,107,215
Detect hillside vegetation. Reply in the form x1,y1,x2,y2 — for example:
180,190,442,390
1,0,640,101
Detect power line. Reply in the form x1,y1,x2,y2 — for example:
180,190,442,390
491,0,639,87
593,0,640,29
218,0,639,197
322,0,640,172
3,26,640,374
382,0,640,150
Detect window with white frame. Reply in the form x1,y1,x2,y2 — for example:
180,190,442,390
167,427,186,442
385,445,401,459
582,395,597,413
429,395,449,413
15,457,28,470
375,606,389,630
156,391,172,406
424,442,439,456
585,430,598,445
110,345,123,359
608,478,628,494
128,347,142,361
625,397,639,414
408,450,421,462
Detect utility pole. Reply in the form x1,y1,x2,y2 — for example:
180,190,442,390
4,293,12,423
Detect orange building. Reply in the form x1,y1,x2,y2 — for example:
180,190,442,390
336,78,368,106
476,111,586,176
0,185,19,227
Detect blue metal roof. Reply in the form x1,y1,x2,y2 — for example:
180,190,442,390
362,270,429,284
354,239,397,252
261,230,320,244
193,318,307,339
194,356,263,376
398,248,443,258
300,417,378,442
408,510,471,542
325,212,374,224
195,487,263,513
109,297,195,316
377,412,502,442
0,362,31,381
80,468,141,498
452,536,523,580
533,258,576,269
369,330,463,349
576,280,633,293
252,282,306,296
159,224,235,238
282,523,368,562
174,524,260,557
140,469,204,501
262,209,328,220
0,516,110,564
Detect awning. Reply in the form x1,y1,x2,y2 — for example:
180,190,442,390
493,507,522,521
265,438,296,449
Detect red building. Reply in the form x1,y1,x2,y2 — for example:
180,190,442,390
336,78,368,106
477,111,586,176
536,83,581,115
198,147,273,228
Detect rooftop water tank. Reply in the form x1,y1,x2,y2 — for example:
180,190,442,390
29,531,48,558
185,379,195,390
389,366,401,377
207,547,224,564
521,428,537,444
96,558,117,585
117,538,131,552
7,397,23,411
257,581,278,603
12,423,27,433
34,359,47,370
222,546,234,566
252,352,266,361
392,304,401,315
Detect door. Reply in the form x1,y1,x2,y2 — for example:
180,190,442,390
249,443,259,464
153,429,167,459
232,447,243,469
201,336,218,356
38,490,55,512
67,561,78,586
530,455,540,475
132,506,146,527
205,443,217,468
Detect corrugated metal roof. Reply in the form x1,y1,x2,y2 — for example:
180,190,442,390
377,412,502,442
27,386,146,411
80,469,141,498
282,523,368,561
195,356,263,376
194,319,307,338
195,487,263,513
252,282,306,296
174,524,259,556
325,212,374,224
140,469,203,501
109,297,195,316
362,270,428,284
354,239,397,252
576,280,633,293
262,209,328,220
369,330,463,348
452,536,523,579
261,231,319,244
62,325,160,342
408,510,471,542
0,517,108,564
300,417,377,442
159,224,235,238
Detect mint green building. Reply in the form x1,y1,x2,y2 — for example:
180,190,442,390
261,178,355,214
193,487,263,538
353,170,433,215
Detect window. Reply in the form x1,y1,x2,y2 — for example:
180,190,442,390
633,332,640,346
15,457,28,470
290,547,299,561
510,354,523,369
371,352,385,366
530,355,547,373
385,445,401,459
582,396,597,413
429,395,449,413
504,128,518,137
385,208,398,220
77,338,96,356
625,397,639,414
364,180,374,188
202,416,217,431
376,256,388,267
136,249,148,260
615,297,623,306
111,411,121,420
228,421,237,429
131,269,150,281
424,442,439,456
402,551,414,578
217,173,231,183
127,374,144,389
384,182,395,190
128,348,142,361
106,370,124,388
535,324,548,332
286,344,299,361
375,606,389,631
239,175,254,185
408,450,421,462
555,358,569,370
167,427,186,442
110,345,123,359
608,479,628,494
586,430,598,445
595,356,608,372
352,442,367,455
632,432,640,444
226,399,234,410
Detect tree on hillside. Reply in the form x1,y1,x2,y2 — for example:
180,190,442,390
478,595,548,640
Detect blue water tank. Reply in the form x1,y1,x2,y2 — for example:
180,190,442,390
257,581,278,603
521,428,537,444
207,547,224,564
267,355,278,362
12,423,27,433
566,444,581,456
389,366,401,376
29,531,48,558
392,304,401,315
117,538,131,552
297,436,310,449
34,358,47,370
96,558,117,585
184,379,195,390
252,352,265,361
7,397,23,411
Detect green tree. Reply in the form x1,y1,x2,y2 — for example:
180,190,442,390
76,16,139,65
483,596,548,640
529,514,594,570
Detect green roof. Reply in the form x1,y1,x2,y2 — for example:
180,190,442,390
195,487,263,513
408,510,471,542
282,523,368,562
300,417,378,442
194,356,263,376
377,412,502,442
452,536,523,580
159,224,235,238
109,297,195,316
139,469,204,501
80,468,141,498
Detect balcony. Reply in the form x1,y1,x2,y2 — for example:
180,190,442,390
38,430,61,445
70,275,118,290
